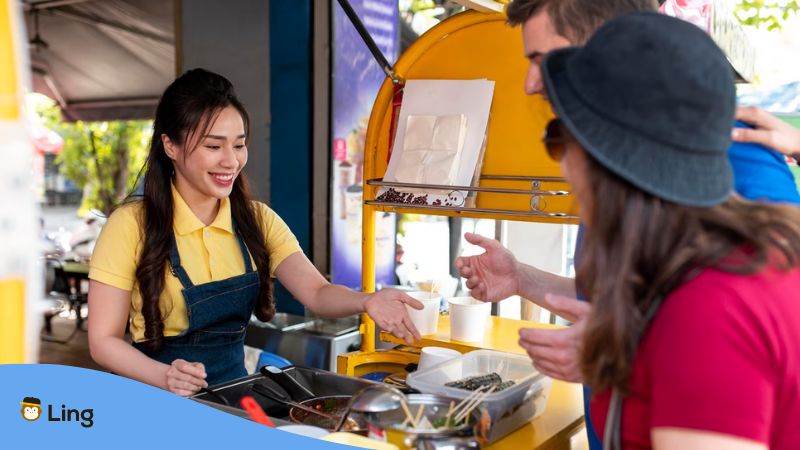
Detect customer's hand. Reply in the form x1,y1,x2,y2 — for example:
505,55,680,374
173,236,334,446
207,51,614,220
518,294,591,383
455,232,520,302
166,359,207,396
365,288,423,344
733,106,800,157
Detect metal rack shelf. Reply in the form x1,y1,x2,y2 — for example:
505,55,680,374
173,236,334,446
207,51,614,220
364,176,578,220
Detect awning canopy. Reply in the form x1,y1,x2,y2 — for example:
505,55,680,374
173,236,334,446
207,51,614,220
24,0,174,122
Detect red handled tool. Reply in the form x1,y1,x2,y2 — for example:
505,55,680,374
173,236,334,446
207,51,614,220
240,395,275,427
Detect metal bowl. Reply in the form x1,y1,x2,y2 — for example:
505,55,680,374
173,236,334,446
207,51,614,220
368,394,482,449
288,396,366,433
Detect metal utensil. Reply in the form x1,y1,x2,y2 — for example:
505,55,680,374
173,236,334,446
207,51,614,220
251,382,340,422
199,386,230,406
260,365,315,401
334,384,407,432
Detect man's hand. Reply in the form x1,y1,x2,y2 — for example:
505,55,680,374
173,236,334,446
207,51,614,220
455,232,521,301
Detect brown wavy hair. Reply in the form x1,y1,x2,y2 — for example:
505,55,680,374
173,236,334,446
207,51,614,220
576,150,800,394
134,68,274,351
505,0,658,44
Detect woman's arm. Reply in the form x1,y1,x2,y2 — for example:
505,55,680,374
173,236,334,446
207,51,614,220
87,280,208,396
652,428,767,450
275,252,423,343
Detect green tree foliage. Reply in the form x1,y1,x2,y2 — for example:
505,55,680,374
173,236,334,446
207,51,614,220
32,95,151,215
735,0,799,30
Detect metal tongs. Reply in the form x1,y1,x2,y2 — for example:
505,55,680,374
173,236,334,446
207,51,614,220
251,382,340,422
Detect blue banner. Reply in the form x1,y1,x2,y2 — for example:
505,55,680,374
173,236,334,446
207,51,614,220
331,0,398,290
1,364,350,449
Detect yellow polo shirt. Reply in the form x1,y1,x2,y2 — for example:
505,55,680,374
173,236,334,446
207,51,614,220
89,184,302,342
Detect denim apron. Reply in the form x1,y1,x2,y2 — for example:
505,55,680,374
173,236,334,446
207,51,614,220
134,227,259,386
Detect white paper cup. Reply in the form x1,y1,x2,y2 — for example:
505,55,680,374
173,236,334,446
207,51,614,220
405,291,442,336
277,424,330,438
448,296,491,342
417,346,461,372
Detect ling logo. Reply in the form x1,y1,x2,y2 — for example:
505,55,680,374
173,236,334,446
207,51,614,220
19,396,94,428
20,397,42,421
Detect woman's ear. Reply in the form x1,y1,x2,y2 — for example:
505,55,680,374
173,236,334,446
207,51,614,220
161,134,178,160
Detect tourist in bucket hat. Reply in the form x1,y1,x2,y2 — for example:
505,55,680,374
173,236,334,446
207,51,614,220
540,11,800,450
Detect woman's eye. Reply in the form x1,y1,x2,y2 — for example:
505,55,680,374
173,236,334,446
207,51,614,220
235,145,246,150
205,145,220,150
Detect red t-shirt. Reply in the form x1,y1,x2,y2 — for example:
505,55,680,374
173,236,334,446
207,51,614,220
591,262,800,449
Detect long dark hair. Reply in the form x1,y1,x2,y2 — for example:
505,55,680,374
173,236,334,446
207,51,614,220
577,151,800,393
135,68,274,351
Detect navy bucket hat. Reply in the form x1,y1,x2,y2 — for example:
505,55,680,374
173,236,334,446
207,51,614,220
541,12,736,207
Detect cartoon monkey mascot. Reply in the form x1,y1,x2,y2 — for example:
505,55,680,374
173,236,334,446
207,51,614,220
21,397,42,421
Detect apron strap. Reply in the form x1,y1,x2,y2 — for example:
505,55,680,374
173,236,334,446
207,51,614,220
233,224,254,273
169,235,195,288
168,222,255,288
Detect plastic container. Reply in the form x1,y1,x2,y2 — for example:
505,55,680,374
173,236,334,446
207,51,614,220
406,350,552,424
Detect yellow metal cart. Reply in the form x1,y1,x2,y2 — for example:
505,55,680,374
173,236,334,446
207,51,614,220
0,0,37,365
336,8,586,449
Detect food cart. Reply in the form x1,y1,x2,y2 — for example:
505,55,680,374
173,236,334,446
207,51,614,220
335,8,586,449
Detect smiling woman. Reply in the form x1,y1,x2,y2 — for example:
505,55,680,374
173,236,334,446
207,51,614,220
86,69,427,395
163,106,249,223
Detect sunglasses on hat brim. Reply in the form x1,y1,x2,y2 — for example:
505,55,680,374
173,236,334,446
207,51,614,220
542,118,573,162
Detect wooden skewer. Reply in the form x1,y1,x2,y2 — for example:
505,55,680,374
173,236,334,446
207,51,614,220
451,385,485,416
414,404,425,428
455,385,496,424
445,400,455,427
400,399,417,428
451,386,486,418
455,385,497,424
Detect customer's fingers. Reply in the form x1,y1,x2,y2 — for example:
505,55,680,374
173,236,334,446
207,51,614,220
463,232,496,253
466,280,486,299
540,294,591,322
531,359,581,383
519,327,575,350
736,105,781,128
732,126,773,148
457,262,473,278
521,341,578,368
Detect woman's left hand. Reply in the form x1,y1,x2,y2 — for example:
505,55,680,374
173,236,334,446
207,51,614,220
364,289,424,344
